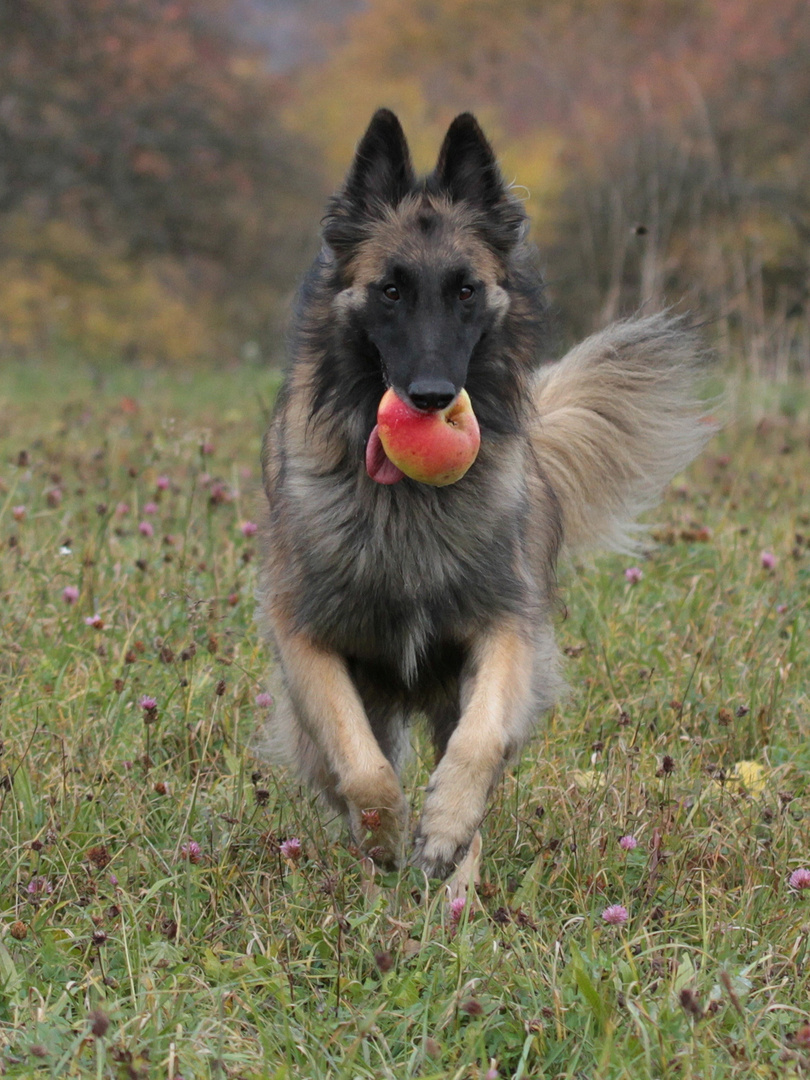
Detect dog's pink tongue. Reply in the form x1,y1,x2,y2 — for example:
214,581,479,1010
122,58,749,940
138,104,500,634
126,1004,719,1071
366,424,405,485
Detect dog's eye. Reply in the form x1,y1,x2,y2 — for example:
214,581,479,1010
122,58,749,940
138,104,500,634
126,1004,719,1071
459,285,475,301
383,284,400,302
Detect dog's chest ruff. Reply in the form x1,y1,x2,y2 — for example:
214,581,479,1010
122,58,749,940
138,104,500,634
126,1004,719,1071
279,463,530,681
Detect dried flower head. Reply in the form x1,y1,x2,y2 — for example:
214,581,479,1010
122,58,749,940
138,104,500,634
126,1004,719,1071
679,987,704,1019
89,1009,110,1038
360,808,382,833
659,754,676,776
374,951,394,973
86,845,111,870
460,998,483,1015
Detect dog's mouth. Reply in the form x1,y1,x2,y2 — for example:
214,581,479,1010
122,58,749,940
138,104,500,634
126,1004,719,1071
365,424,405,485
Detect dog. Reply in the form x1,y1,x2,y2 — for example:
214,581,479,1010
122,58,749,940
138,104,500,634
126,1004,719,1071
258,109,714,879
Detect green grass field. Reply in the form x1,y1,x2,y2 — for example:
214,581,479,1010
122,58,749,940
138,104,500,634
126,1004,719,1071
1,357,809,1079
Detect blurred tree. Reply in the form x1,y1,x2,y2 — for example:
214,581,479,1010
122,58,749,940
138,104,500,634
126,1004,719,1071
284,0,810,372
0,0,324,362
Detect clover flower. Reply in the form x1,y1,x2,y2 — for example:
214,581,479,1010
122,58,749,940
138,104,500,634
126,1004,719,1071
280,838,302,861
448,896,466,929
789,868,810,890
180,840,202,863
601,904,629,925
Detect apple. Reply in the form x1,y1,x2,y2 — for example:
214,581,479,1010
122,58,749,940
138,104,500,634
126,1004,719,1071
366,388,480,486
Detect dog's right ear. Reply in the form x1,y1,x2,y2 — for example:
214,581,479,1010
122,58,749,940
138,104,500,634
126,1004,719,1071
323,110,415,256
344,109,415,210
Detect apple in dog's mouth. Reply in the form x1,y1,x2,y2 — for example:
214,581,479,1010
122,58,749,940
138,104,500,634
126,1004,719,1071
365,388,481,486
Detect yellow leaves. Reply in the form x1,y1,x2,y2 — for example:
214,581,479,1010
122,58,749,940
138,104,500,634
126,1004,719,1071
499,128,568,235
570,768,607,791
0,216,211,363
281,0,549,181
568,760,769,801
728,760,767,796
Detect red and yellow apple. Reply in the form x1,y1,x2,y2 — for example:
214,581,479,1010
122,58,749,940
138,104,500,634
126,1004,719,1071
365,388,480,486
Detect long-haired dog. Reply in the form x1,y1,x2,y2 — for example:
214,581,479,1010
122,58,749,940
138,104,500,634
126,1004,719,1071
258,109,713,878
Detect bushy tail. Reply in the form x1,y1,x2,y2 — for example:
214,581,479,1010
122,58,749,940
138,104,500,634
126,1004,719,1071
530,313,717,553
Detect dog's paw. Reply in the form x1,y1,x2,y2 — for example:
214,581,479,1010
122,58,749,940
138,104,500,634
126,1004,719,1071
411,759,488,877
410,828,472,880
345,780,409,869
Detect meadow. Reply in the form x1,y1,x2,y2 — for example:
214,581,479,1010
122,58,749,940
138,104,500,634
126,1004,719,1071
0,356,808,1079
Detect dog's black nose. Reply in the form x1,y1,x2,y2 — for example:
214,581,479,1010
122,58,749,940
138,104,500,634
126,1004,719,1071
407,379,457,412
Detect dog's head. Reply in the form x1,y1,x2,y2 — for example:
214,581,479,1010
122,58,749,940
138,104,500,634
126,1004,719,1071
323,110,529,412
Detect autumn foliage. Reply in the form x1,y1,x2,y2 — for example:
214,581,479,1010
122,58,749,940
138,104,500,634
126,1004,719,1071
0,0,322,363
2,0,809,371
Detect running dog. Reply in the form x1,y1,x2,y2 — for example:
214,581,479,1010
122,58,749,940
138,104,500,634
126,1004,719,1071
258,109,713,878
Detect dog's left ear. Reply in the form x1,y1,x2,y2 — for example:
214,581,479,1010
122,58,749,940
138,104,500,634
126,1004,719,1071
434,114,526,250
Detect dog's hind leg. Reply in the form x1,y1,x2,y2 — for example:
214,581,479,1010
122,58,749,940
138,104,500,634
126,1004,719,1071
274,625,409,867
412,619,558,879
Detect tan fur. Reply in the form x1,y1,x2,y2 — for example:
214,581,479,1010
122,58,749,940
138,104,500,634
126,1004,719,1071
413,619,547,871
531,313,717,553
349,195,507,292
271,614,409,862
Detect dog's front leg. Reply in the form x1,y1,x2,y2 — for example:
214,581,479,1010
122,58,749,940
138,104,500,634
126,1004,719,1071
412,620,538,878
276,627,408,866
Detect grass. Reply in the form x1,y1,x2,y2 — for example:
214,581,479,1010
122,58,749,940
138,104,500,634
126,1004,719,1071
0,355,809,1079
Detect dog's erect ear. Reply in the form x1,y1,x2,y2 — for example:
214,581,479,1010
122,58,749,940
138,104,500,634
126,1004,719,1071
434,114,505,207
344,109,415,209
323,109,415,257
433,113,526,250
